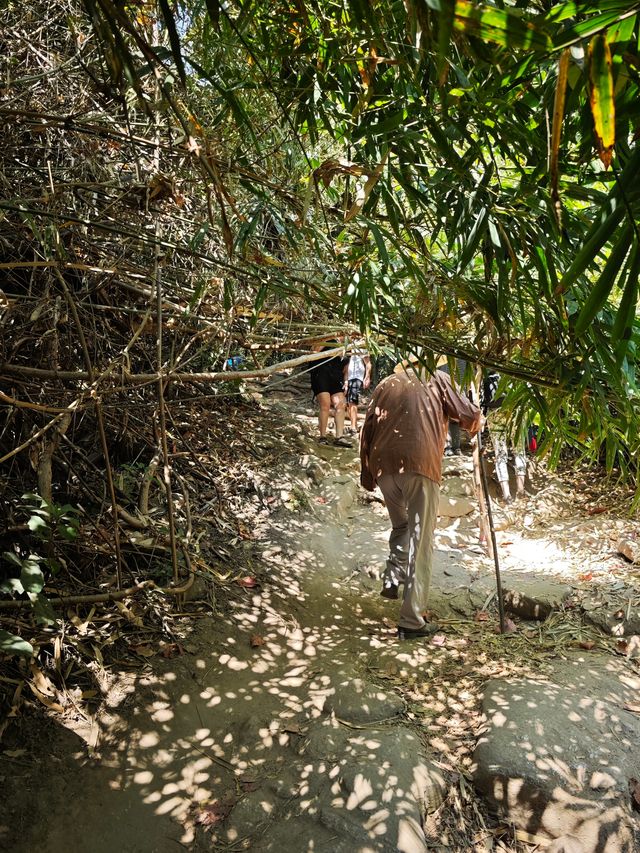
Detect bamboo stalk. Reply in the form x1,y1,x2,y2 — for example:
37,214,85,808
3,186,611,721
0,572,194,610
0,345,349,385
54,267,124,590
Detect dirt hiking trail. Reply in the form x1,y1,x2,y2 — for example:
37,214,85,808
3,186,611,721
3,377,640,853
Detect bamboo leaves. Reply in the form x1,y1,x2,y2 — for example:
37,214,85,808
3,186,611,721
612,243,640,351
452,2,553,53
550,49,570,227
588,33,615,168
158,0,187,85
572,226,632,336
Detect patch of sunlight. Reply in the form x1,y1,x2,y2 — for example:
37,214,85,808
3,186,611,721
133,770,153,785
143,791,162,804
155,796,185,816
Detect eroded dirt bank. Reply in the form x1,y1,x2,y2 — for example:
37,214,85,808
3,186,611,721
2,381,640,852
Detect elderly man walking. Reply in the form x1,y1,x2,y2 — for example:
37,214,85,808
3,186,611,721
360,361,482,639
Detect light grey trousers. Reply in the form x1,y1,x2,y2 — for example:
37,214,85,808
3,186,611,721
377,472,440,630
491,433,526,483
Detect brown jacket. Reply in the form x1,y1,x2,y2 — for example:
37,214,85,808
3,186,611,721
360,369,482,491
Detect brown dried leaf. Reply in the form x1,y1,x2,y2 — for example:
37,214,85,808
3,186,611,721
237,576,257,588
474,610,490,622
249,634,266,648
578,640,596,650
160,643,185,659
130,643,155,658
194,798,235,828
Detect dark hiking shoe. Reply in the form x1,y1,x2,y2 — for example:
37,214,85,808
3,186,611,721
397,623,439,640
380,583,399,600
333,436,353,448
317,436,329,445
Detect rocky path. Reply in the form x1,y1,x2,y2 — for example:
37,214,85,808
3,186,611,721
3,385,640,852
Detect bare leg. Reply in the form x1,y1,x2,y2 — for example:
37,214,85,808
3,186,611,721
316,392,331,437
331,391,346,438
492,433,511,500
514,445,527,497
348,402,358,431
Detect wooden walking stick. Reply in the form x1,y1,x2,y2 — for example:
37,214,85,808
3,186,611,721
476,427,507,634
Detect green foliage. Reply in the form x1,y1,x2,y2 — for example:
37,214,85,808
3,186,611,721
20,494,80,545
0,495,81,628
46,1,640,485
0,629,34,659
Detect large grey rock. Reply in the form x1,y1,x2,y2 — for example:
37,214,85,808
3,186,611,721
319,475,358,519
473,658,640,851
440,475,474,498
503,578,572,621
323,677,404,724
583,600,640,637
318,728,446,852
252,726,447,853
438,495,474,518
617,535,640,563
441,457,474,477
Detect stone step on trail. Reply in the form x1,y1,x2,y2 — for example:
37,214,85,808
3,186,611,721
472,653,640,852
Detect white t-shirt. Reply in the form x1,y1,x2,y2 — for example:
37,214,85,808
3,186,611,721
347,353,367,381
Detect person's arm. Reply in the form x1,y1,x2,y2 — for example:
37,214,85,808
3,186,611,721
439,373,482,435
363,355,371,389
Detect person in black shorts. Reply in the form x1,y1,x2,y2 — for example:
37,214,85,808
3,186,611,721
309,345,351,446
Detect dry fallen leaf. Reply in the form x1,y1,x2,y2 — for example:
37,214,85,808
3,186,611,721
237,576,258,588
431,634,447,647
474,610,490,622
578,640,596,650
160,643,185,659
194,798,235,828
130,643,155,658
249,634,265,648
503,618,518,634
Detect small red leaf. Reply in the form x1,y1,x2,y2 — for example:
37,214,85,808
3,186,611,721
194,798,235,828
579,640,596,650
250,634,266,648
237,576,257,588
161,643,185,658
